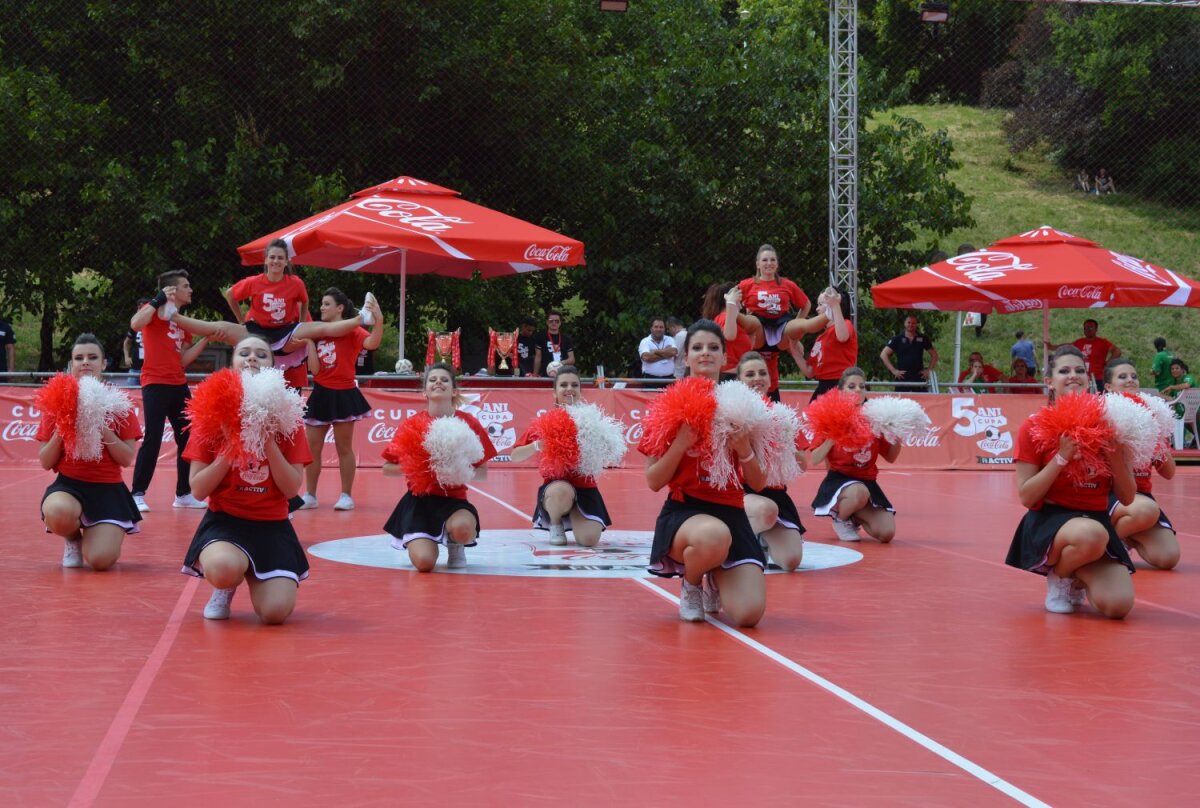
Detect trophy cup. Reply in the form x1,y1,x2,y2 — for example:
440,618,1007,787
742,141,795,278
425,329,462,372
488,328,518,375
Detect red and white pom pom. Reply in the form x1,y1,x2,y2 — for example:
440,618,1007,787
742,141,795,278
1136,392,1177,461
1028,393,1114,484
1103,392,1159,470
73,376,133,461
186,369,245,461
758,402,803,487
424,416,484,489
803,390,873,448
567,402,626,481
239,367,305,460
34,374,80,458
533,407,580,480
382,417,438,494
706,380,773,489
637,376,717,457
862,396,932,445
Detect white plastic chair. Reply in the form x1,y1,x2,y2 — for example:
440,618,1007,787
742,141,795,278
1166,388,1200,449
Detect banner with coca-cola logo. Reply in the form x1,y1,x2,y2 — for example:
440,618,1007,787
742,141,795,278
1,384,1051,470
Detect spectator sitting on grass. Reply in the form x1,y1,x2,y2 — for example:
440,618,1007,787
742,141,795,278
1073,170,1091,193
1094,168,1116,195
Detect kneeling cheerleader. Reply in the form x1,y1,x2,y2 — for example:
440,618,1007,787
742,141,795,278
181,337,310,623
510,366,625,546
382,364,497,572
37,334,142,570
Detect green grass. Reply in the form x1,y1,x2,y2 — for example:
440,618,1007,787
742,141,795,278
880,104,1200,378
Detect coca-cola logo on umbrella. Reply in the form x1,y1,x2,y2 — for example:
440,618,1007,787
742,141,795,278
523,244,573,263
353,198,471,233
944,250,1037,282
1109,251,1171,286
1058,285,1105,301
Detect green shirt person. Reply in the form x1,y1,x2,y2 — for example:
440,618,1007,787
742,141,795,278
1162,358,1196,419
1151,337,1174,392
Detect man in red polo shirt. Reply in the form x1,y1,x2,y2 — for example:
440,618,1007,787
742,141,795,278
1045,318,1120,388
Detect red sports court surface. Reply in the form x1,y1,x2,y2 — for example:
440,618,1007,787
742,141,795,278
2,463,1198,807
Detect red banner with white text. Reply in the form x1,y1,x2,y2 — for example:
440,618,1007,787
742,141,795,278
0,384,1044,471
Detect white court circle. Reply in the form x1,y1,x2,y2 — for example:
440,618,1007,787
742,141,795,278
309,529,863,579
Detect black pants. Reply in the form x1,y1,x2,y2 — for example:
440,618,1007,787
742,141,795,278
809,379,840,402
132,383,192,497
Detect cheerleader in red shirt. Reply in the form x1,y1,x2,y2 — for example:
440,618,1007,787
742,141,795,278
807,288,857,402
181,336,312,624
737,352,806,571
38,334,142,570
642,320,768,626
1005,346,1136,618
1102,358,1179,570
509,366,617,547
701,282,755,378
809,367,900,543
298,289,384,512
735,244,813,352
382,364,497,572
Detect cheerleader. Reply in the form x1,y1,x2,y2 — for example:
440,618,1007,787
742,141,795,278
807,288,856,402
1005,346,1136,618
38,334,142,570
298,289,384,511
181,337,312,623
735,244,812,352
809,367,900,543
737,352,806,570
1102,358,1180,570
701,282,755,378
382,364,497,572
642,320,768,626
509,365,618,547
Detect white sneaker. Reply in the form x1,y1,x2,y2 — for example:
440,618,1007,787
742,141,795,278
446,541,467,569
831,517,861,542
1070,580,1087,607
298,493,319,510
1044,572,1075,614
702,572,721,614
203,586,236,620
62,538,84,568
332,493,354,511
133,494,150,513
548,524,567,546
361,292,377,325
679,579,705,622
173,493,207,509
158,301,178,321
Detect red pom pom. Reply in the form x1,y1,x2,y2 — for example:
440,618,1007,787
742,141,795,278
1028,394,1115,483
804,390,872,448
638,376,717,457
531,407,579,480
34,374,80,456
383,416,440,495
186,369,246,462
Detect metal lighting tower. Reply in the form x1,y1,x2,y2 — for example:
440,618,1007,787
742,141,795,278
828,0,859,323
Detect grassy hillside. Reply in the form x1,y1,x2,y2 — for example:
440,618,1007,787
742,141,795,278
879,104,1200,379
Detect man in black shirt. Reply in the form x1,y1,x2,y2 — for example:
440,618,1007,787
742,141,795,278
515,317,539,377
880,315,939,392
0,314,14,374
534,310,576,376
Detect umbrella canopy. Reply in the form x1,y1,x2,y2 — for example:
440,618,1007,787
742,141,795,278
870,225,1200,382
237,176,586,362
871,225,1199,315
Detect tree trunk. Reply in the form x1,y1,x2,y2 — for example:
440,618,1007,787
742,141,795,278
39,300,56,372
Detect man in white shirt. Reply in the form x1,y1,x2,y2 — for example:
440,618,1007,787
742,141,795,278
666,316,686,378
639,317,677,379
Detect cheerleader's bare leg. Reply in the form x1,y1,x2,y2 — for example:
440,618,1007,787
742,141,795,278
744,494,779,535
303,424,331,498
569,507,603,547
855,506,896,544
543,481,576,529
406,539,440,573
42,492,83,542
79,523,125,571
245,577,297,625
168,314,246,345
1072,557,1134,619
198,541,250,590
833,483,870,524
286,317,366,355
445,510,478,545
712,564,766,628
332,421,357,498
1045,518,1108,579
670,515,732,586
1113,495,1180,570
762,526,804,571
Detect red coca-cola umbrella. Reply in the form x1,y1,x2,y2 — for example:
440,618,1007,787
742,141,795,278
870,225,1200,377
237,176,585,359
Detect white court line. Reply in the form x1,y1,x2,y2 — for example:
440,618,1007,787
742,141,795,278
468,483,537,521
632,578,1050,808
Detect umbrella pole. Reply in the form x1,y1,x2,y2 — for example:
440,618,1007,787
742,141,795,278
953,312,963,386
399,251,407,365
1042,305,1049,376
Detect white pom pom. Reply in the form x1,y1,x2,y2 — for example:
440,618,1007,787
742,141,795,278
862,396,932,444
567,402,626,480
1137,392,1177,461
1104,393,1159,470
74,376,134,461
239,368,305,459
758,402,803,488
424,416,484,488
708,380,771,489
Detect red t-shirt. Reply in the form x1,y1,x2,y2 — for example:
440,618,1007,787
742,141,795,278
38,407,142,484
183,428,313,521
736,277,810,319
664,445,746,508
958,365,1003,385
825,434,891,481
313,327,368,390
1133,460,1165,495
383,411,498,499
714,312,752,373
230,274,309,328
810,320,858,381
1014,418,1111,511
137,306,193,387
1073,337,1115,380
1006,375,1040,394
514,424,597,490
283,362,308,391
